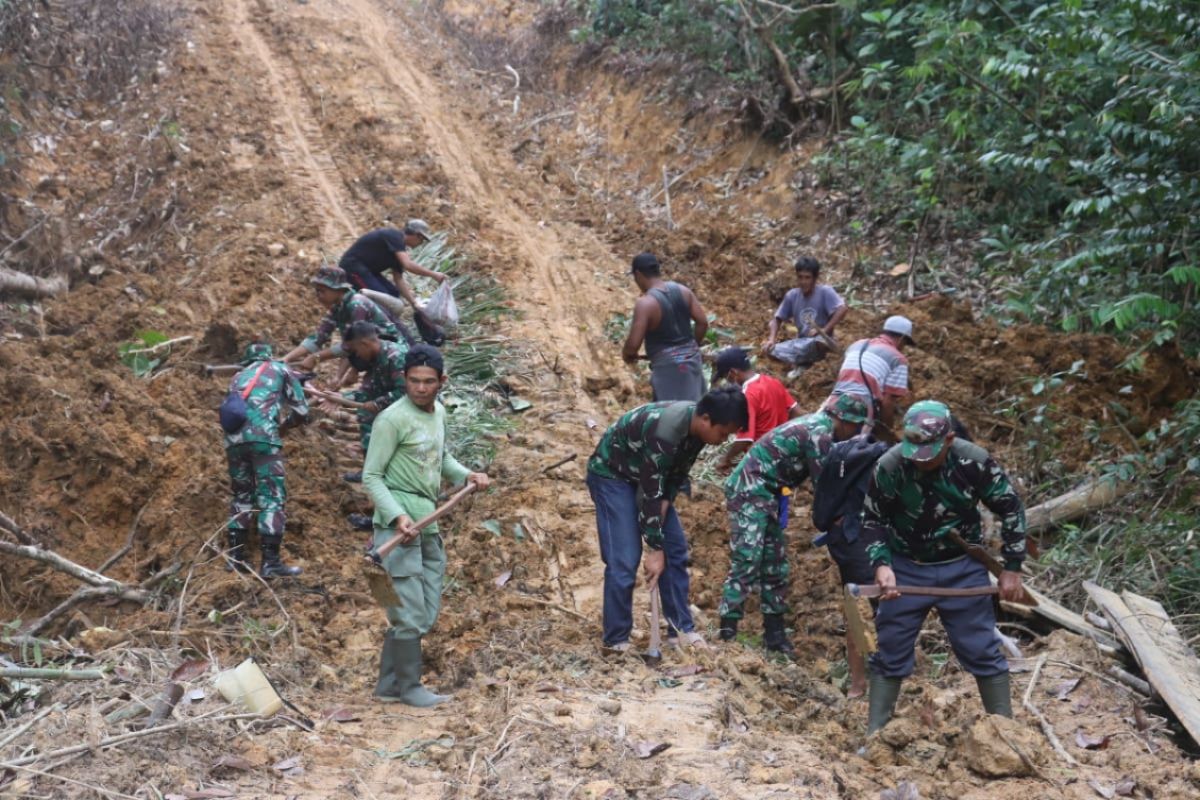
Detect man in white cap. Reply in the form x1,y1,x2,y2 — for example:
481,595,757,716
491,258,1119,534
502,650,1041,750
338,220,448,312
828,315,913,440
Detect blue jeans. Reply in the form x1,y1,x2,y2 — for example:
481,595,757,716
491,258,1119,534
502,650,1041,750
587,472,694,646
869,554,1007,678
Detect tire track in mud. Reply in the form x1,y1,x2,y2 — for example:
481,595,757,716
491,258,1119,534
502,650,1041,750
224,0,360,242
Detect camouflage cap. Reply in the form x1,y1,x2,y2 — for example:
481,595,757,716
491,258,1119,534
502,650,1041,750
900,400,953,462
241,342,274,365
311,265,352,290
827,393,869,424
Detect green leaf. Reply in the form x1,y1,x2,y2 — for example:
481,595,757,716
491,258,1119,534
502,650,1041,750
481,520,502,537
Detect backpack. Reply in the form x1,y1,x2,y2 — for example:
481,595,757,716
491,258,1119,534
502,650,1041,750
812,436,888,540
219,361,270,435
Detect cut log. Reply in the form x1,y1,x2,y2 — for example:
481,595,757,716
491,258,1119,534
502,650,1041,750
0,267,68,298
1025,476,1130,534
1085,581,1200,746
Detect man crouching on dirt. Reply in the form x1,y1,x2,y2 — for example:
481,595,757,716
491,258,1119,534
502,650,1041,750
223,343,309,578
362,344,490,707
862,400,1027,734
718,394,869,657
586,387,749,654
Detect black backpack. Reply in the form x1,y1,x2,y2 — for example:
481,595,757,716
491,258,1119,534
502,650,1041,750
812,436,888,536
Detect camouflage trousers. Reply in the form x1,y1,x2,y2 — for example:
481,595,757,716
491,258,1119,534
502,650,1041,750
356,407,377,452
719,491,789,619
226,442,287,537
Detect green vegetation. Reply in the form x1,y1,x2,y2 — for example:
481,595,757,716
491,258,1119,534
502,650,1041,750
117,329,171,377
409,235,524,470
578,0,1200,354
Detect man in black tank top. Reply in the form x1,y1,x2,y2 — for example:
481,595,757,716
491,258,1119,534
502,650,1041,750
621,252,709,401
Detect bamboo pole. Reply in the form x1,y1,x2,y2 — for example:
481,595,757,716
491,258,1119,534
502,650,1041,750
0,667,109,681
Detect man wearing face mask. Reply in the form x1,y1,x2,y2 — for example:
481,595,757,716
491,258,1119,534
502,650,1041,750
333,321,408,497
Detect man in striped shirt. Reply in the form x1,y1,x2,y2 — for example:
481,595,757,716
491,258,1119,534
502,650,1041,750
830,315,913,440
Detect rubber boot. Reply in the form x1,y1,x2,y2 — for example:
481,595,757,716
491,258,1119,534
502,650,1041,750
867,674,903,734
259,536,302,578
718,617,739,642
342,471,363,484
762,614,796,659
225,531,252,573
347,512,373,532
374,637,405,702
976,672,1013,717
394,638,449,707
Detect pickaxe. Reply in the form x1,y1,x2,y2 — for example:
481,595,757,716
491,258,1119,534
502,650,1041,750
947,531,1039,607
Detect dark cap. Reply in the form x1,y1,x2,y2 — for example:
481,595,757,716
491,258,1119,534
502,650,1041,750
404,343,445,376
629,252,661,275
714,347,752,382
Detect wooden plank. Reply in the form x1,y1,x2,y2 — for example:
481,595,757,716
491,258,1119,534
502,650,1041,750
995,578,1124,652
1084,580,1136,650
1120,591,1200,747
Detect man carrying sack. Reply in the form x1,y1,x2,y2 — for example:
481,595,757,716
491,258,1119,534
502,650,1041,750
362,344,490,707
221,343,309,578
861,400,1028,733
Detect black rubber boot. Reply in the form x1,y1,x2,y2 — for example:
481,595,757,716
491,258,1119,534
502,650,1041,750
347,512,373,532
976,672,1013,717
342,471,363,484
259,536,302,578
394,638,449,707
867,674,903,734
762,614,796,658
718,616,739,642
374,637,405,702
225,531,253,573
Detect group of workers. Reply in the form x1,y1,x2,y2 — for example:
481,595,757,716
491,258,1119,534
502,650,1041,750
220,220,487,707
600,252,1030,733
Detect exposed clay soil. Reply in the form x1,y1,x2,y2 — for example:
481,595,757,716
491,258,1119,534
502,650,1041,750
0,0,1197,798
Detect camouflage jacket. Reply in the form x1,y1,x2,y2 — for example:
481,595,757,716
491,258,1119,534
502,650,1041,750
587,402,704,549
301,291,401,354
353,339,408,412
862,439,1027,570
222,359,309,448
725,411,834,501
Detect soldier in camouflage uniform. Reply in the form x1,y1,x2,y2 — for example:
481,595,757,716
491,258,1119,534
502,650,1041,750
718,394,869,656
586,387,748,653
862,400,1028,733
223,343,309,578
282,265,409,368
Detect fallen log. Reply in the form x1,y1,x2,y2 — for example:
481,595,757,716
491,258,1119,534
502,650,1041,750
0,267,68,298
1026,476,1131,534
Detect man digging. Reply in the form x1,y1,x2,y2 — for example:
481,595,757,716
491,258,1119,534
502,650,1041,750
222,343,309,578
718,394,868,657
328,320,408,526
282,265,406,371
829,315,912,440
362,344,489,707
862,400,1027,733
622,252,709,401
762,256,847,378
587,387,749,654
712,346,800,473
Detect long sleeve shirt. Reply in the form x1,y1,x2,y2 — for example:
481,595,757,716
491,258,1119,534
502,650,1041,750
587,402,704,550
222,360,309,448
725,411,833,501
362,396,470,530
300,291,402,354
862,439,1027,570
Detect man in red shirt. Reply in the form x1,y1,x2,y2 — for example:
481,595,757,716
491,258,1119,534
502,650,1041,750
714,347,800,472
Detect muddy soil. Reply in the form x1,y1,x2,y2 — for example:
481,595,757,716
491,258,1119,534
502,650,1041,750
0,0,1197,797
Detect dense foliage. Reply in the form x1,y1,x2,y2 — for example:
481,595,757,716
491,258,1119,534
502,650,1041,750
578,0,1200,355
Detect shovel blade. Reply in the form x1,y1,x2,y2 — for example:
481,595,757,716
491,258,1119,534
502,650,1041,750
365,568,402,608
641,650,662,667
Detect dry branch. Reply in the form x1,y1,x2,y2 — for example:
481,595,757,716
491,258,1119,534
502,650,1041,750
0,266,68,298
0,667,108,681
0,510,41,546
120,335,194,356
1022,654,1080,767
143,682,184,728
0,539,128,589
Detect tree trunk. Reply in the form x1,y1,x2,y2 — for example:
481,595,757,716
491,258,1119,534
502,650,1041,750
0,267,68,298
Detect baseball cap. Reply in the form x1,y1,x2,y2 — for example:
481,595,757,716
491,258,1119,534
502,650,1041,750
404,219,434,241
827,393,869,424
311,265,352,290
713,347,752,382
900,400,953,462
629,252,661,275
882,315,915,344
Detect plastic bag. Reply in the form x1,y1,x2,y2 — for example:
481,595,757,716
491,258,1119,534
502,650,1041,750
423,281,459,327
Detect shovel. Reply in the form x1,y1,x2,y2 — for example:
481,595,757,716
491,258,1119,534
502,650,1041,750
362,483,477,608
642,587,663,666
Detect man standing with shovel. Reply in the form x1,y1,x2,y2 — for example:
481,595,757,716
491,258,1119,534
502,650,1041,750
586,387,749,654
862,400,1028,733
362,344,489,707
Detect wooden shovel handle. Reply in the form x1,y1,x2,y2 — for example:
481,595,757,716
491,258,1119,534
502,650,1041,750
369,483,478,563
648,588,662,655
